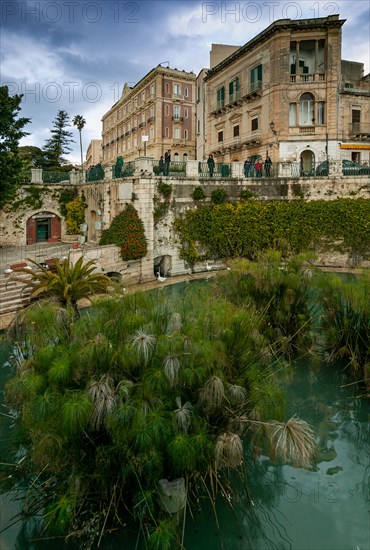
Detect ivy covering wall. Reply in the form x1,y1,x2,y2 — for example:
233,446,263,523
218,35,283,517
99,203,148,261
174,198,370,265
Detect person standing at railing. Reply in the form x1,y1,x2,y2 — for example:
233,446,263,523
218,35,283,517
207,154,215,177
244,157,252,177
164,150,171,175
265,156,272,176
159,156,165,175
255,158,262,177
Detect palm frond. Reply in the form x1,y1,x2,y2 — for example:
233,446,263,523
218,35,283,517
173,397,193,432
226,383,247,405
163,354,181,386
131,328,156,364
215,432,243,468
199,375,225,412
269,416,316,469
86,374,118,430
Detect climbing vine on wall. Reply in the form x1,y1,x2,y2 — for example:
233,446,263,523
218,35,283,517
58,187,78,217
10,186,47,211
154,179,173,225
99,203,147,261
174,199,370,266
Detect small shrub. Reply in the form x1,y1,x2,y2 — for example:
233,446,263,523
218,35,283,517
240,189,255,200
157,179,172,199
192,187,206,201
211,188,228,204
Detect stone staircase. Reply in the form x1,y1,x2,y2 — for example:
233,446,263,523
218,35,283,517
0,272,33,318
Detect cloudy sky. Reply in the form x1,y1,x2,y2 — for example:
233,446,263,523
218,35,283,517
1,0,369,164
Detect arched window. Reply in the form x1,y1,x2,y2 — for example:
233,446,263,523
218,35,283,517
174,152,179,161
299,93,314,126
183,153,188,161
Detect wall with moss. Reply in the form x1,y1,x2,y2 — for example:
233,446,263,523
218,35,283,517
0,184,85,245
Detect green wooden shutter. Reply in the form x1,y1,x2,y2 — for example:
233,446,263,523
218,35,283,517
257,64,262,82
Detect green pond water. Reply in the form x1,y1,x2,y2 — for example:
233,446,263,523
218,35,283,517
0,287,369,550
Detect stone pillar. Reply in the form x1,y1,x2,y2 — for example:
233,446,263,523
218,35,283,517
328,160,342,176
232,162,243,178
185,160,200,177
134,156,155,175
69,169,79,184
31,168,43,183
104,165,114,180
279,162,289,177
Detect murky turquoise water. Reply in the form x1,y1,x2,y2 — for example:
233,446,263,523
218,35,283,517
1,335,369,549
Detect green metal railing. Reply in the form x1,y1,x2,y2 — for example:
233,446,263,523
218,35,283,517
87,164,105,182
198,162,232,178
112,161,135,179
152,160,186,176
42,171,71,183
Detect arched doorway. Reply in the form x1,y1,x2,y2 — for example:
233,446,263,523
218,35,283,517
300,150,315,176
26,212,61,244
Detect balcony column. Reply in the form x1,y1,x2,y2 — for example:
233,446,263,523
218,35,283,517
315,40,319,74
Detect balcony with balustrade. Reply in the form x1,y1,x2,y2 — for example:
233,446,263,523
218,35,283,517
290,73,325,83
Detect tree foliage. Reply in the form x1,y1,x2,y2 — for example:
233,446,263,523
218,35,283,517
0,85,31,207
174,199,370,266
18,145,45,167
99,203,148,261
65,196,85,234
42,110,74,167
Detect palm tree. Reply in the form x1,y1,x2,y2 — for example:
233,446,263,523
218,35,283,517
19,256,112,317
72,115,86,177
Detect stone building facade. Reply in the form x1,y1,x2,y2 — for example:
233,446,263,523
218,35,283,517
101,66,197,165
85,139,102,168
201,15,370,171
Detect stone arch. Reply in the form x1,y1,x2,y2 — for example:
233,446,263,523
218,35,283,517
300,149,315,176
106,271,122,282
26,210,62,245
154,254,171,277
